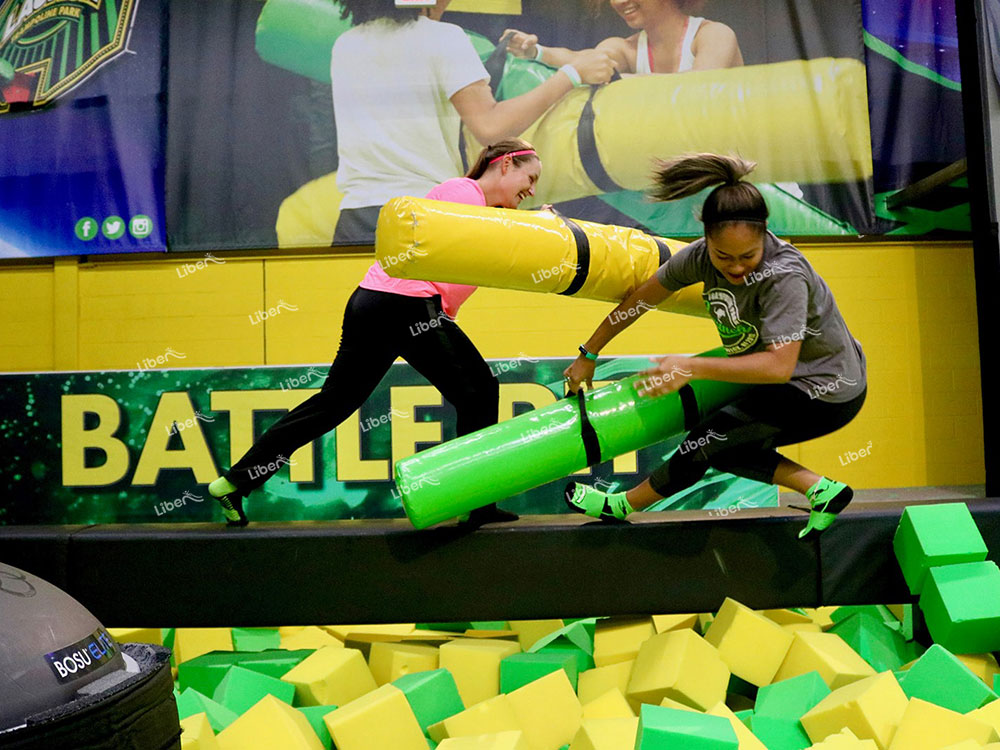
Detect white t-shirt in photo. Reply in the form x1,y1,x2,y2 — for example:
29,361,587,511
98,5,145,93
331,16,489,209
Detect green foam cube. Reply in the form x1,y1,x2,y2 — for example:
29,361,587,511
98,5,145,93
500,651,579,693
754,671,830,721
297,705,337,749
212,665,296,714
231,627,281,651
635,704,739,749
177,649,312,697
733,709,754,729
533,642,594,674
748,714,812,750
528,618,596,655
893,503,987,595
898,643,998,712
393,668,465,731
830,613,918,672
920,561,1000,653
175,687,239,732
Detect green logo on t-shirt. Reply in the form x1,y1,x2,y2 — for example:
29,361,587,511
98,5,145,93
704,289,759,354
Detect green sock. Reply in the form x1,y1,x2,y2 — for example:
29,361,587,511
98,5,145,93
209,476,238,498
609,492,634,520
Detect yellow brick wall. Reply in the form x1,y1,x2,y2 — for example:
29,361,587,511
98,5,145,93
0,240,984,490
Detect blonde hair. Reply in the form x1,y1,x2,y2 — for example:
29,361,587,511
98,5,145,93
650,153,768,236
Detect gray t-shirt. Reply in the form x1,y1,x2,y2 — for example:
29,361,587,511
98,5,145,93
656,231,866,403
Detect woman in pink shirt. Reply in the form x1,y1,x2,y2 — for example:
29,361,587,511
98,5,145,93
207,139,541,527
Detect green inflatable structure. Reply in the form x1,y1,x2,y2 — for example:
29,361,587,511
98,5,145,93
395,350,749,529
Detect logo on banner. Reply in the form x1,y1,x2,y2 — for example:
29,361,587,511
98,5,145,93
0,0,138,114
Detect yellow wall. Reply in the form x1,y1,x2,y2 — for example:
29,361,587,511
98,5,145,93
0,241,984,490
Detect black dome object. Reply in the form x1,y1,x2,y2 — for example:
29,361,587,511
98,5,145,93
0,563,126,732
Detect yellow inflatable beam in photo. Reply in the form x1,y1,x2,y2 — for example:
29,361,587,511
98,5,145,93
482,57,874,207
275,58,872,247
374,196,707,318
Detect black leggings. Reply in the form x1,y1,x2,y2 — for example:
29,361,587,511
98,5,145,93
224,287,499,494
649,383,867,497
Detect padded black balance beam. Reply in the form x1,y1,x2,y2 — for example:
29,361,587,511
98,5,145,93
1,499,997,627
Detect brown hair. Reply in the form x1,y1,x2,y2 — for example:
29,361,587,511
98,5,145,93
586,0,706,18
649,153,768,236
465,138,539,180
338,0,421,25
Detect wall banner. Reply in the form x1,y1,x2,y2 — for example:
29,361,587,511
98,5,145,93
0,356,775,525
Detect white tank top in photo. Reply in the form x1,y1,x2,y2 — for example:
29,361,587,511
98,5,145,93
634,16,703,75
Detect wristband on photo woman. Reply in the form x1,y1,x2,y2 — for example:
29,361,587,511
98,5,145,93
559,63,583,86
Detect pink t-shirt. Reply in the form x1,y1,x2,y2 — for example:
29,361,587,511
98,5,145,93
359,177,482,318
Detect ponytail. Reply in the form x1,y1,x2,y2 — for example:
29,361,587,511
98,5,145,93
466,137,539,180
650,153,768,236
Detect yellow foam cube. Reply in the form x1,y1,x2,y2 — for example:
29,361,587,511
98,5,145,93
368,641,439,685
428,694,521,743
803,607,839,630
939,741,986,750
439,638,521,707
507,620,565,650
107,627,163,646
762,609,814,626
785,623,824,633
956,653,1000,686
773,631,876,689
659,696,698,712
593,617,655,668
703,701,769,750
436,731,531,750
808,727,878,749
506,670,582,748
704,598,794,687
173,628,233,664
324,683,427,750
280,646,377,706
568,718,639,750
280,626,344,651
582,689,635,719
886,605,906,622
967,696,1000,735
651,614,700,633
216,694,324,750
887,698,999,749
180,712,220,750
800,672,907,750
278,626,305,637
578,661,634,705
626,629,730,711
323,623,416,640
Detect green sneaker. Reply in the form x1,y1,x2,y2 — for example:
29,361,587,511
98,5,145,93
209,477,248,527
564,482,633,521
798,478,853,539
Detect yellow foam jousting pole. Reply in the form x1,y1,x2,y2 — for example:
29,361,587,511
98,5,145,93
374,196,707,318
464,57,874,207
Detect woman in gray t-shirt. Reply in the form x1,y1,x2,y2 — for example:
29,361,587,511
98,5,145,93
563,153,866,538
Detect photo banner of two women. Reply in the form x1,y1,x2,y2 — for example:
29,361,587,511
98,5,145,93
0,0,967,258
